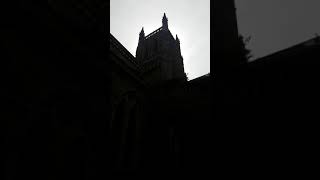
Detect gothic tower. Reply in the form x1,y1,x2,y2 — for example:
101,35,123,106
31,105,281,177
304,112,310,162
136,13,187,85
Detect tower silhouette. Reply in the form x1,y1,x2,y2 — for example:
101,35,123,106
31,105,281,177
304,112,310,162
136,13,187,85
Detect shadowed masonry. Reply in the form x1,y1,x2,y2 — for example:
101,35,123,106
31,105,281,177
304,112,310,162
110,13,211,171
3,2,211,178
4,0,318,178
4,1,108,179
215,0,320,171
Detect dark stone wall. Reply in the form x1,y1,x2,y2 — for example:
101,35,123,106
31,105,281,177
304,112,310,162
137,28,186,84
137,78,211,172
3,1,212,177
213,0,242,70
3,3,109,179
216,45,320,171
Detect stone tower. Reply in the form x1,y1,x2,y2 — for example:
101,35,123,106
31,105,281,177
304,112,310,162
136,13,187,85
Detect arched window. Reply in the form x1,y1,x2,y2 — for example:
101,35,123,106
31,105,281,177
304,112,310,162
111,91,141,168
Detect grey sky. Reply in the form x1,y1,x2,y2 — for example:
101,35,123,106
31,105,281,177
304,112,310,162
110,0,210,80
235,0,320,60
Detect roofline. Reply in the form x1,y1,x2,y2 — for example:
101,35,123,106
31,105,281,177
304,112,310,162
109,33,139,67
109,33,150,88
189,73,211,83
250,36,320,64
145,27,163,39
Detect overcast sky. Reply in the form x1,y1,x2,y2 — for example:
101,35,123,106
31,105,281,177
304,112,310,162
110,0,210,80
235,0,320,60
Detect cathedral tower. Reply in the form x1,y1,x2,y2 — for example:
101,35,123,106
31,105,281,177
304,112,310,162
136,13,187,85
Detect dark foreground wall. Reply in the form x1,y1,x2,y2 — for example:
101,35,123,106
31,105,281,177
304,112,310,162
3,3,212,177
216,44,320,172
2,3,110,179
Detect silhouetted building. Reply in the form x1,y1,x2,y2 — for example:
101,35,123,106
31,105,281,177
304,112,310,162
110,14,211,171
12,0,320,177
4,2,210,178
136,13,187,85
215,0,320,171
